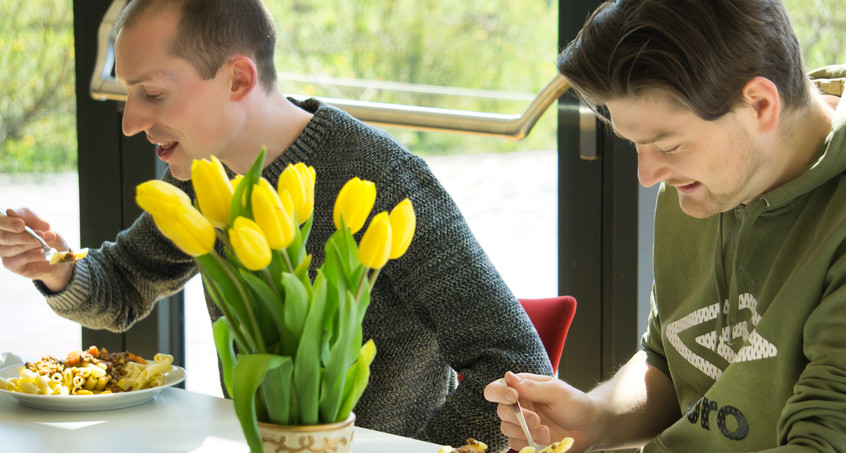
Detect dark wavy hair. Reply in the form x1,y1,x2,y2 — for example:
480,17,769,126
116,0,278,93
557,0,811,121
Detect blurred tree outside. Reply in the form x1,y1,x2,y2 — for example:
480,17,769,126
0,0,845,174
784,0,846,70
0,0,75,174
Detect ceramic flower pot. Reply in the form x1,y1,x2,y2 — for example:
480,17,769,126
257,412,355,453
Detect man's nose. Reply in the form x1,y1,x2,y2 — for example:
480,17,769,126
121,96,153,137
636,146,673,188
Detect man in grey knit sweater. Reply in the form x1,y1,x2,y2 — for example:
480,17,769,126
0,0,551,450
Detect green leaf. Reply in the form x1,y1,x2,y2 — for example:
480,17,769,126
285,215,309,268
293,271,328,424
239,270,283,350
197,254,254,352
238,147,266,222
230,173,249,224
232,354,290,453
212,317,236,398
324,224,354,282
292,253,313,282
260,360,294,425
299,215,314,255
354,267,372,324
281,273,309,335
337,339,376,421
318,290,358,421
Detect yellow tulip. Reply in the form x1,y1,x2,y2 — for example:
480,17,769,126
229,217,272,271
277,164,310,223
358,211,391,269
231,175,281,216
251,183,296,250
136,180,216,256
136,180,192,217
333,177,376,234
388,198,415,259
294,163,315,222
151,203,217,257
278,189,295,216
192,156,234,229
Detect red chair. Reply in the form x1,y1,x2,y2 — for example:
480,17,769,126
518,296,577,375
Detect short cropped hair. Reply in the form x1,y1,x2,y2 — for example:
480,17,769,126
116,0,278,93
557,0,812,121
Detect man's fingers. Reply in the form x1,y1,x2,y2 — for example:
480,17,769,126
485,376,518,404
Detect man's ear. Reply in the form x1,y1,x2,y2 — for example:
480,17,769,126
742,76,780,134
227,56,258,101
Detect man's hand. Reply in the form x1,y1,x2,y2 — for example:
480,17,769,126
485,352,681,452
485,372,599,452
0,207,75,292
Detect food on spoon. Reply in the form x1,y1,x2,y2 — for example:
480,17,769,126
437,438,488,453
517,437,575,453
49,248,89,265
0,346,173,395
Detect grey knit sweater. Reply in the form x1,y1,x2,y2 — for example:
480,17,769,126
42,98,552,451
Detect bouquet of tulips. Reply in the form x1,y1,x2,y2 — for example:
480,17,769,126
135,149,415,453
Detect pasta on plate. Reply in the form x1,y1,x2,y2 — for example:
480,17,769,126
0,346,174,396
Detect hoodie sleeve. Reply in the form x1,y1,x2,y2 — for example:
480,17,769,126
767,249,846,451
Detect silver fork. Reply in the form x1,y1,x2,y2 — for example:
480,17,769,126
0,206,57,262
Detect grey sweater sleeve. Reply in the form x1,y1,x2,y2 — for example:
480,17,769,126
39,211,197,332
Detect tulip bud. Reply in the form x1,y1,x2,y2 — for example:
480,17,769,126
388,198,415,259
229,216,272,271
136,180,216,257
293,163,315,222
191,156,234,229
277,164,306,223
358,211,392,269
136,180,192,217
151,203,217,257
251,183,296,250
333,177,376,234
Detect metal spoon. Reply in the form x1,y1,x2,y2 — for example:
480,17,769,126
498,378,543,451
0,206,58,262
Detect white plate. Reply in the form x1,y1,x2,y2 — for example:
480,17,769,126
0,363,186,411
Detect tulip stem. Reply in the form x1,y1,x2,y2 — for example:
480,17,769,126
368,268,381,289
211,252,265,354
354,271,368,302
197,255,252,354
261,268,279,294
355,268,380,301
281,250,295,274
215,229,229,246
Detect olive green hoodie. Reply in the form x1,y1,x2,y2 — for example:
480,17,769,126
642,65,846,452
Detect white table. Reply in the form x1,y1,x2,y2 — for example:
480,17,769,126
0,387,442,452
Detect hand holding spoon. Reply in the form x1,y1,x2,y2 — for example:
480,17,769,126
0,206,87,264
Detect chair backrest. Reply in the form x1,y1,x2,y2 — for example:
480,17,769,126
518,296,577,375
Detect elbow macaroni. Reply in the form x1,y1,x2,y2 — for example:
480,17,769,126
0,348,174,396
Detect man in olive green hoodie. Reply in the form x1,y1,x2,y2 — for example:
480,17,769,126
485,0,846,451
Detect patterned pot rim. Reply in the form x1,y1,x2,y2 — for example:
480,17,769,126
257,412,356,432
